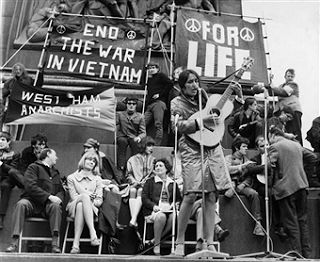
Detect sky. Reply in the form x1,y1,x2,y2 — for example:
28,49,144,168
241,0,320,148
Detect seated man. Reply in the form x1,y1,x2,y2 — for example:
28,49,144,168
0,131,24,229
18,134,48,173
228,97,262,149
225,136,265,236
6,149,65,253
116,98,146,172
144,63,172,146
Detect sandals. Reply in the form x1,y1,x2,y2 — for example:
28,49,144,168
90,238,101,246
70,246,80,254
174,243,185,257
207,243,217,251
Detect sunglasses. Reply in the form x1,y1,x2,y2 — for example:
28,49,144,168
127,102,137,105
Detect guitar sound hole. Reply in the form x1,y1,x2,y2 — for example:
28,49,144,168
210,108,220,117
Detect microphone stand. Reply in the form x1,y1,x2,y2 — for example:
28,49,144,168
170,114,179,254
186,89,229,259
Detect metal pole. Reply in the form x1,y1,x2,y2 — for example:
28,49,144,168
197,88,207,249
170,113,178,254
142,13,156,115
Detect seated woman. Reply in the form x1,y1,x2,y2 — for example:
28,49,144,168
142,158,182,255
125,136,156,228
66,150,103,254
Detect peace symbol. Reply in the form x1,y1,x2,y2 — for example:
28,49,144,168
185,18,201,33
240,27,254,42
127,30,136,40
56,24,66,35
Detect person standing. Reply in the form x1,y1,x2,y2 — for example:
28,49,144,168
116,98,146,172
268,126,311,258
170,69,231,256
6,148,65,253
269,69,303,145
144,63,173,146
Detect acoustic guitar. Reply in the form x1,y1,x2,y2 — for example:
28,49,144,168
187,57,254,147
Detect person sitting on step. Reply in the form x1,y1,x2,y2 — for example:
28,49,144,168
125,136,156,229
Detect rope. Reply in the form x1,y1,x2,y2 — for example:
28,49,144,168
1,16,52,68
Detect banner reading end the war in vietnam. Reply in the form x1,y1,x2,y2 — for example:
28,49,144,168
5,81,116,131
175,9,268,84
45,14,149,86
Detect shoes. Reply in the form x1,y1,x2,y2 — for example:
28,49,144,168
174,243,184,257
253,222,265,236
309,179,320,187
6,244,18,253
70,246,80,254
90,238,101,246
153,245,160,256
195,239,203,251
217,228,230,242
207,243,217,251
129,222,138,229
51,245,61,253
275,226,288,240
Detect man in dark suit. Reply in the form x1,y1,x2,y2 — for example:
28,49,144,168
6,148,65,253
268,127,311,258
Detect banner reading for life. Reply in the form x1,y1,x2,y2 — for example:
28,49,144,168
45,15,149,86
175,9,268,84
5,81,116,131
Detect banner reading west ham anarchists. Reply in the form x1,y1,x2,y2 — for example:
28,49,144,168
175,9,268,84
5,81,116,131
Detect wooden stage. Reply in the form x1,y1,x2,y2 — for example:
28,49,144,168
0,252,317,262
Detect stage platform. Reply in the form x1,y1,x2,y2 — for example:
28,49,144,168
0,252,317,262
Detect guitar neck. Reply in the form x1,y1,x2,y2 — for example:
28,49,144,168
216,69,245,110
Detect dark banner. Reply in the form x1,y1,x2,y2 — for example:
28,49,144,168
175,9,268,84
5,81,116,131
44,14,149,85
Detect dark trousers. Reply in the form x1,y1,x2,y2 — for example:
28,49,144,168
238,186,262,221
144,100,166,146
0,170,24,216
11,198,62,238
286,111,302,145
116,137,139,169
277,189,311,258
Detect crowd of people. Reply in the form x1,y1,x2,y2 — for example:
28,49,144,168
0,63,319,258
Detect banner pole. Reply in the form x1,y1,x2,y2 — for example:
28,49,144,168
169,2,176,79
142,13,157,115
34,8,57,86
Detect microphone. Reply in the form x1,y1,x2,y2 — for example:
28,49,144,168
174,114,180,126
251,83,265,94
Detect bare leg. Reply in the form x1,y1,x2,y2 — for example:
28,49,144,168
175,193,197,255
203,192,216,248
153,212,167,247
78,194,97,240
73,202,85,248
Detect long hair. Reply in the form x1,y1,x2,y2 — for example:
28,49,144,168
78,150,100,175
12,63,28,79
178,69,207,107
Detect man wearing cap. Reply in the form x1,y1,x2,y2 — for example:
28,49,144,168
116,98,146,172
144,63,172,145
